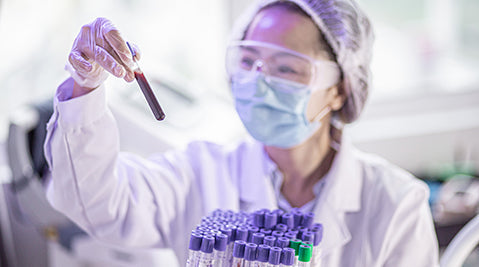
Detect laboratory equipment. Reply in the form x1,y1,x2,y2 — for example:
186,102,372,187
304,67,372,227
126,42,165,121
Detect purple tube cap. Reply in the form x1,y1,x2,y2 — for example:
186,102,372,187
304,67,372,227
253,210,265,228
269,247,282,265
276,236,290,248
301,212,315,228
235,227,248,242
302,231,315,243
257,244,270,262
264,235,276,247
281,247,295,265
252,232,265,245
215,233,228,251
244,243,258,261
281,213,294,229
233,240,246,258
200,236,214,253
188,232,203,251
264,212,278,229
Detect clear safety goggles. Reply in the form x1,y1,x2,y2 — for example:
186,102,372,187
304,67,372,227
226,40,340,88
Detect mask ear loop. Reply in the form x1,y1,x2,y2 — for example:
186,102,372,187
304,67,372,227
329,114,344,151
312,106,331,123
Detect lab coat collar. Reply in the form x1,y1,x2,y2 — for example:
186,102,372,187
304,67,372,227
313,135,363,257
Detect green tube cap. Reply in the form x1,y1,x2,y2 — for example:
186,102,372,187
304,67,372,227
298,244,312,262
289,239,302,256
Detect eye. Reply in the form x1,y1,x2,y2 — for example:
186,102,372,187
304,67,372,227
240,56,255,69
277,65,298,74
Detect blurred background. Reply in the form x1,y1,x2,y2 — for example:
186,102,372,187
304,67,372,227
0,0,478,266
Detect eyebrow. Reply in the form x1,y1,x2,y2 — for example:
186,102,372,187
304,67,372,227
240,46,301,59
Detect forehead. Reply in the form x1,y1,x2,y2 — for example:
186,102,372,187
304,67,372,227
244,5,323,59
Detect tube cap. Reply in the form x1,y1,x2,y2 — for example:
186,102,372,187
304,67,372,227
260,228,272,235
268,247,282,265
281,213,294,229
281,247,295,265
275,223,288,232
244,243,258,261
289,239,302,256
257,245,270,262
264,212,278,229
200,236,214,254
272,230,284,238
214,233,228,252
298,244,312,262
264,235,276,247
247,226,259,242
302,231,315,243
235,227,248,242
302,212,315,228
233,240,246,258
253,210,265,228
273,209,284,217
311,224,324,246
252,232,265,245
293,210,303,228
220,227,232,243
284,232,297,240
276,236,290,248
188,232,203,251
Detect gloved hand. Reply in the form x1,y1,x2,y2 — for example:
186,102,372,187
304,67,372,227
66,17,141,90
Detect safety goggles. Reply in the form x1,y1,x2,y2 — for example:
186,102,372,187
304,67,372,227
226,40,340,88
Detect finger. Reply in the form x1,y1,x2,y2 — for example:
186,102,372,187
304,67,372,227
69,50,92,74
104,29,134,69
93,45,126,78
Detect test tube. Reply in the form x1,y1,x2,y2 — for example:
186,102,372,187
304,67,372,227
264,212,278,230
252,232,265,245
213,233,228,267
243,243,258,267
275,237,290,249
281,248,295,267
275,224,288,233
247,226,259,243
126,42,165,121
199,236,215,267
311,224,323,267
301,212,315,228
232,240,246,267
280,214,294,230
220,227,233,265
264,236,277,247
268,247,282,267
253,210,265,228
187,232,202,267
297,245,312,267
289,239,302,265
292,210,303,228
257,244,271,267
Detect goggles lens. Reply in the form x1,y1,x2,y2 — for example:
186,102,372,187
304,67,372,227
226,41,321,85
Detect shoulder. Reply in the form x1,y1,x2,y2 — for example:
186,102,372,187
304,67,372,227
352,147,429,205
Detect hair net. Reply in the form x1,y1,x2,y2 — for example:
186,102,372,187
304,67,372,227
230,0,374,124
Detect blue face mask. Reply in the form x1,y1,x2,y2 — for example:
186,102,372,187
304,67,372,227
231,73,329,148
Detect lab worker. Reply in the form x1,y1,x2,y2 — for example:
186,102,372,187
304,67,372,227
44,0,440,266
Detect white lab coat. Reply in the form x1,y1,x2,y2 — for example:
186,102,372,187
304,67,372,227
44,78,439,266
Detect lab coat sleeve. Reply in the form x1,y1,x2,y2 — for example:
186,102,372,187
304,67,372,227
381,182,440,267
43,78,198,249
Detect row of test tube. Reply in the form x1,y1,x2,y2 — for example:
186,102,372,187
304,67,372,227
186,209,323,267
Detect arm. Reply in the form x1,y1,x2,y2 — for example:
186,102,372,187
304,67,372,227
381,183,440,267
44,78,197,248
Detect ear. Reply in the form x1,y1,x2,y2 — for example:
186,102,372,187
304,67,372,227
327,85,346,111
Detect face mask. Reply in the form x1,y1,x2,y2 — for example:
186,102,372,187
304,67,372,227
231,73,330,148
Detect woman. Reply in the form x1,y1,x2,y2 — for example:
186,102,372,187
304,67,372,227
45,0,440,266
